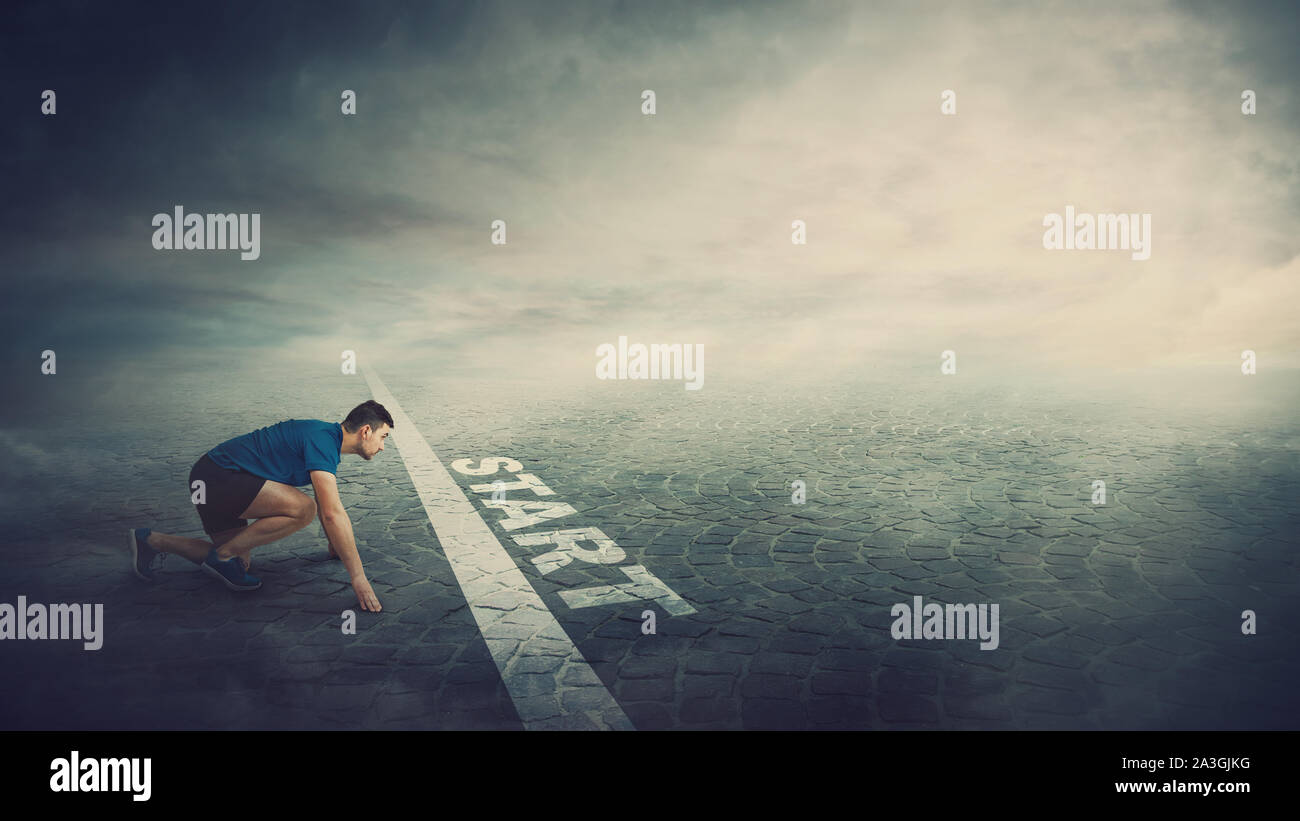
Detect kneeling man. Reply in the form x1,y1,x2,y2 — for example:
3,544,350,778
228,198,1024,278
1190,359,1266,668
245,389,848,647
129,400,393,612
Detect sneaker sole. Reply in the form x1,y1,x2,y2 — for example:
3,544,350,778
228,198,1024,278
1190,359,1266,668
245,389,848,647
128,530,153,582
201,561,262,592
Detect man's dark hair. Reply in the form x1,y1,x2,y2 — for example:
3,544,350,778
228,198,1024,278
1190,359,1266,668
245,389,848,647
343,400,394,434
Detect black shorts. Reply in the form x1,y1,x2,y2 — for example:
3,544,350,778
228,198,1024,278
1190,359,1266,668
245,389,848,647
188,453,267,536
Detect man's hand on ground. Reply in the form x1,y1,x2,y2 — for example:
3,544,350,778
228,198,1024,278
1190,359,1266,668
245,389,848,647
352,577,382,612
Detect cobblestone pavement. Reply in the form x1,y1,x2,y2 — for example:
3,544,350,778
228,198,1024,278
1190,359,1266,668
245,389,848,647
1,363,1297,729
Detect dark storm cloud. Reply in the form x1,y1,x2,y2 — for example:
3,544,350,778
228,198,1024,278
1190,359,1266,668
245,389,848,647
1,0,1297,382
0,1,476,243
1,0,479,369
0,0,798,370
1176,0,1300,104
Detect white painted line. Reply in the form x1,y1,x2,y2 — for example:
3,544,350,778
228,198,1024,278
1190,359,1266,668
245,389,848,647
362,368,634,731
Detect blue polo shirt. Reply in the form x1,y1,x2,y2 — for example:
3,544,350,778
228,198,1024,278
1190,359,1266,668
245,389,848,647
207,419,343,487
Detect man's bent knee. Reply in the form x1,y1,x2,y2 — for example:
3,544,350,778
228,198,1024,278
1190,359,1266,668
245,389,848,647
297,497,317,525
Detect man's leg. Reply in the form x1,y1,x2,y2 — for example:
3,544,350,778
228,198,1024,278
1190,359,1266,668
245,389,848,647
146,531,215,564
144,525,249,564
147,481,315,566
144,454,265,567
212,480,316,564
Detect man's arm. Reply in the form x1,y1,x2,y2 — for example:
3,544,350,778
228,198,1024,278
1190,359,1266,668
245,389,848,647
310,470,382,612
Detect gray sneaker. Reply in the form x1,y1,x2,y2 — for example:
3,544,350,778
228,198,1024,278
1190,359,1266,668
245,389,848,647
129,528,165,581
201,548,262,591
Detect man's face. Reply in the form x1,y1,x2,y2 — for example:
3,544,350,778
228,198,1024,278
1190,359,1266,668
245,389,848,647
361,424,391,460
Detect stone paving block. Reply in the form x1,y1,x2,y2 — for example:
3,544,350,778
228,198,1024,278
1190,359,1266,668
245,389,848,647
807,695,873,726
741,698,807,729
878,693,940,723
680,696,737,725
811,672,871,696
622,702,674,729
684,652,744,676
749,652,814,677
1019,687,1088,716
617,678,676,701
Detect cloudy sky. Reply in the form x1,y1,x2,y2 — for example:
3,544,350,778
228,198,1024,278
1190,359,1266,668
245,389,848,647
2,0,1297,391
